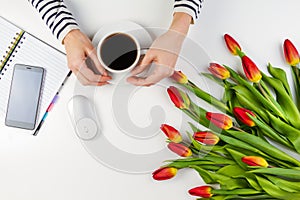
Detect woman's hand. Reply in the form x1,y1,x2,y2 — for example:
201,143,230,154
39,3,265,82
127,12,192,86
63,29,111,86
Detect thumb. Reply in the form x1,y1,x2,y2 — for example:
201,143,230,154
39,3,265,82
130,53,155,76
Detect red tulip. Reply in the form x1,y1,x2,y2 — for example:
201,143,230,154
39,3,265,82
170,70,188,84
167,142,192,157
241,55,262,83
224,34,241,56
188,186,213,198
206,112,233,130
283,39,300,66
160,124,182,143
233,107,256,127
242,156,269,167
193,131,220,145
167,86,190,109
152,167,178,181
208,63,230,80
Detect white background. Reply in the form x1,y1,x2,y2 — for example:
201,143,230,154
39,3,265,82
0,0,300,199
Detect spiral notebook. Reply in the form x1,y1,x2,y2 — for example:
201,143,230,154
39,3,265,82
0,16,71,135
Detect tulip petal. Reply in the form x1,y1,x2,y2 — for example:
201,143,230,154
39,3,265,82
283,39,300,66
241,56,262,83
224,34,241,55
160,124,182,143
188,186,213,198
152,167,177,181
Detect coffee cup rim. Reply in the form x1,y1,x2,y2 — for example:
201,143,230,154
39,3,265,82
96,32,141,74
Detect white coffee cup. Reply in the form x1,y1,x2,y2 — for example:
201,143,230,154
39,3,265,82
97,32,147,77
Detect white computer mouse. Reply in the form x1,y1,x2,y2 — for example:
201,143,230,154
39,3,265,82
68,95,99,140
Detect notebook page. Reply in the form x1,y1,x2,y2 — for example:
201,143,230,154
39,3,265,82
0,17,23,114
0,17,21,69
0,32,69,133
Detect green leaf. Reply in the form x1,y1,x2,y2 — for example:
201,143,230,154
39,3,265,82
248,115,293,150
256,175,300,199
183,81,230,113
225,148,248,170
225,66,288,121
250,168,300,180
266,175,300,193
212,188,261,195
262,73,300,129
190,165,249,190
234,87,269,122
267,63,292,97
217,164,246,177
226,130,300,167
202,72,225,86
291,66,300,110
267,111,300,153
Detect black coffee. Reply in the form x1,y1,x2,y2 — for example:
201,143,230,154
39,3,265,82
100,33,138,71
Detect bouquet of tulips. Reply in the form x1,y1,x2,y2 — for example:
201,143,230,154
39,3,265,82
152,34,300,199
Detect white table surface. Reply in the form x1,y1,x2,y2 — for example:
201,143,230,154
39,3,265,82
0,0,299,199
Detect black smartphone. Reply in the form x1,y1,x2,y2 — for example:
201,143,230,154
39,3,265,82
5,64,45,130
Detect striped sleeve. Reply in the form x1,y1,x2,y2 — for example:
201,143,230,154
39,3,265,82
173,0,204,23
28,0,80,43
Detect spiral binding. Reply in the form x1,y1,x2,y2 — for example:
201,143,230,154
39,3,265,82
0,30,25,80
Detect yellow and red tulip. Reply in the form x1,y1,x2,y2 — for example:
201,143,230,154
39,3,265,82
233,107,256,127
193,131,220,145
241,55,262,83
206,112,233,130
170,70,188,84
152,167,178,181
167,86,190,109
208,63,230,80
224,34,241,56
188,186,213,198
167,142,192,157
242,156,269,167
160,124,182,143
283,39,300,66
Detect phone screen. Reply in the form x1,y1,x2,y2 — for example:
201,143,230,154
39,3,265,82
5,64,44,130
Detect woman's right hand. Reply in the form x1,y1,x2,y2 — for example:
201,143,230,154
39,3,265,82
63,29,111,86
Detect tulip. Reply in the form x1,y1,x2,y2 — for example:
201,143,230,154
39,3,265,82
208,63,230,79
167,142,192,157
233,107,256,127
152,167,178,181
224,34,241,56
160,124,182,143
170,70,188,84
188,186,213,198
242,156,269,167
241,55,262,83
206,112,233,130
283,39,300,66
167,86,190,109
193,131,220,145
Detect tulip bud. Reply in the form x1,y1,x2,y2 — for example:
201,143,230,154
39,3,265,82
241,55,262,83
206,112,233,130
242,156,269,167
193,131,220,145
188,186,213,198
167,86,190,109
233,107,256,127
224,34,241,55
152,167,178,181
167,142,192,157
170,70,188,84
283,39,300,66
208,63,230,80
160,124,182,143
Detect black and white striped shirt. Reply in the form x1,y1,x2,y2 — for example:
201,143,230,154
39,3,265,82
28,0,204,43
